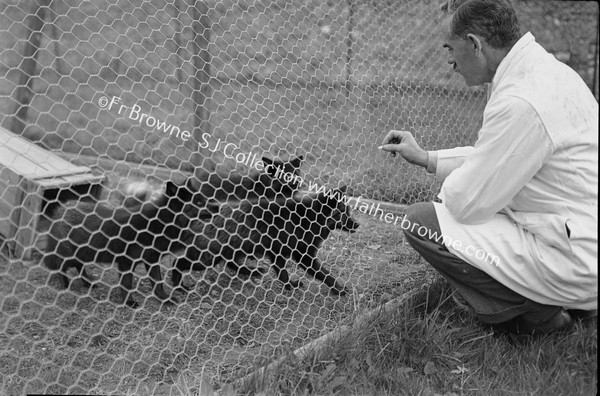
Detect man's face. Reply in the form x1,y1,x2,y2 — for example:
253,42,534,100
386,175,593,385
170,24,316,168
442,20,490,86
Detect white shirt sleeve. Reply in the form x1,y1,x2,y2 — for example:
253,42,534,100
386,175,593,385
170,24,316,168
439,95,554,224
429,146,475,181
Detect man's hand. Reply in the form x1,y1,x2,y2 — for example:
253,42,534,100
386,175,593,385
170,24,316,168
379,130,428,168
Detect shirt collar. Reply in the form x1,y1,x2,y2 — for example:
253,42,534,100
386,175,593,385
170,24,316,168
490,32,535,90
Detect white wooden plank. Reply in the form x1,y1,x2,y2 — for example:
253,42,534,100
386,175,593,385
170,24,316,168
36,173,105,189
0,126,91,179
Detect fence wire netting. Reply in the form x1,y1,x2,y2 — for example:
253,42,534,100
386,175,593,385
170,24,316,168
0,0,598,394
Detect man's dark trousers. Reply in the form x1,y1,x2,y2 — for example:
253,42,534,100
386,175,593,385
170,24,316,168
402,202,565,328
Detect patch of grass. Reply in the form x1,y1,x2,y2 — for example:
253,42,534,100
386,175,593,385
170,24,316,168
0,207,431,394
239,279,597,395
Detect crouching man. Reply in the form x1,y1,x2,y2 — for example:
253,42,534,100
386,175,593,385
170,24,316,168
380,0,597,334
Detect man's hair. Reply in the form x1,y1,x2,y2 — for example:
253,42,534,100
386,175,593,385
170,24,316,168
440,0,521,49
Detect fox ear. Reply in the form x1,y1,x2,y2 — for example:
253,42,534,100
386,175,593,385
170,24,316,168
262,156,274,165
165,181,178,195
317,191,329,201
185,177,199,191
290,155,303,167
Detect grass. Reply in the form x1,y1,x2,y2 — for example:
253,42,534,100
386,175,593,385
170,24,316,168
0,206,433,395
236,279,597,396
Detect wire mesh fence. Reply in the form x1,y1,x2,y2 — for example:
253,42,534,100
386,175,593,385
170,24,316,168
0,0,597,394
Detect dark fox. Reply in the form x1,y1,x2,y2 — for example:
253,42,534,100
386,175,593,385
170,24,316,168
42,155,304,306
42,178,212,306
194,155,304,202
173,186,360,295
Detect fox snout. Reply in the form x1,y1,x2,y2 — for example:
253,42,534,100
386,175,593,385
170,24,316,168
334,211,359,233
343,216,360,233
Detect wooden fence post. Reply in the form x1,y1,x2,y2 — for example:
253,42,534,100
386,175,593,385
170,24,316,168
593,15,599,100
190,0,216,176
7,0,51,136
345,0,355,98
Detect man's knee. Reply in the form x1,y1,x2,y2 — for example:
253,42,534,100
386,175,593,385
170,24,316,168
402,202,438,237
405,202,434,221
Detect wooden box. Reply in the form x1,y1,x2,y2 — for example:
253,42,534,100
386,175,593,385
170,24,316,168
0,126,105,258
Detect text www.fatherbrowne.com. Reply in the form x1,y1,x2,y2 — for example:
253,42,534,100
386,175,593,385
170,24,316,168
305,181,501,268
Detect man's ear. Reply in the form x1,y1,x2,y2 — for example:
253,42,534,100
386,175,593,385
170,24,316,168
467,33,483,55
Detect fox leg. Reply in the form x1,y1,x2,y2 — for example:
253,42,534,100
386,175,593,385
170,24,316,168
44,236,75,289
63,258,93,290
171,256,194,292
77,263,94,289
141,249,172,302
44,252,72,289
294,250,348,295
147,262,172,302
172,243,206,293
70,246,94,289
46,252,94,291
271,256,302,290
225,258,268,278
116,257,138,307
